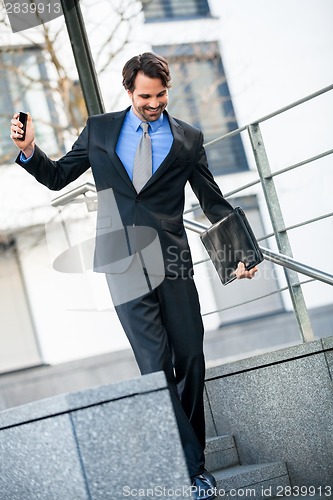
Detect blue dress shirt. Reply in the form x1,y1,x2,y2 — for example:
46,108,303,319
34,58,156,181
116,108,173,181
20,150,34,162
20,108,174,180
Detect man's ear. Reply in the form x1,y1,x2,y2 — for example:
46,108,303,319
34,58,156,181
127,89,133,99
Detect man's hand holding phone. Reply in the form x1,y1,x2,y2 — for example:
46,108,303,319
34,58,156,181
10,112,35,159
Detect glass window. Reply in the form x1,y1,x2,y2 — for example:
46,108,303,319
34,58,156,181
154,42,249,175
143,0,210,21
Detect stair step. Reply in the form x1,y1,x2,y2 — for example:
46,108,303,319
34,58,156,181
205,435,239,471
213,461,290,499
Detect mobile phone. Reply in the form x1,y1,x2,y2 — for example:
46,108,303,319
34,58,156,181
18,112,28,141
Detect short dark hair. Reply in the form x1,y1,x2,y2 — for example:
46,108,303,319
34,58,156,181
122,52,171,93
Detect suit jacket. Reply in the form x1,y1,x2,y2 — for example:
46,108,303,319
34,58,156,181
16,108,233,276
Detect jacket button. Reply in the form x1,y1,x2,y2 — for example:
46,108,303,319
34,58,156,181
135,198,141,203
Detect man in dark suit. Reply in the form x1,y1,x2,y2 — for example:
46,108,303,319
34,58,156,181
11,52,257,500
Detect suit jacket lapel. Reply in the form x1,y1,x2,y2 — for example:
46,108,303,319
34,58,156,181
105,107,136,191
143,112,184,190
104,109,184,192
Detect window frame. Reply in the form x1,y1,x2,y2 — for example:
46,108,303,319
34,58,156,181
143,0,211,23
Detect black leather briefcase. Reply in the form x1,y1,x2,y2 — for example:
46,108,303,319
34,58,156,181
200,207,264,285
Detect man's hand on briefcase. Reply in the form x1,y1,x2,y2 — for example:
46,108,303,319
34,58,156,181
235,262,258,280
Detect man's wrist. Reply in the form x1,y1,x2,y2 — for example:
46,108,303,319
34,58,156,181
21,142,35,159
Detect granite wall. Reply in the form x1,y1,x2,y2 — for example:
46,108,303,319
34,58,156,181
0,372,190,500
204,336,333,489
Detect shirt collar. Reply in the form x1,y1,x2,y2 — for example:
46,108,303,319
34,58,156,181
129,107,165,133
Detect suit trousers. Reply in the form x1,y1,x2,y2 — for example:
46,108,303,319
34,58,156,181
106,268,206,477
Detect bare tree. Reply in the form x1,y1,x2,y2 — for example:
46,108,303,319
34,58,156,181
0,0,144,163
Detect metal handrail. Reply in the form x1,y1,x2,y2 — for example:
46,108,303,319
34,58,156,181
260,247,333,286
185,147,333,212
269,148,333,179
183,219,333,287
51,182,96,207
204,83,333,149
202,278,315,317
49,188,333,287
183,176,263,214
257,211,333,241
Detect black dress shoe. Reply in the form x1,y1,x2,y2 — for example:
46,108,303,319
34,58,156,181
191,470,217,500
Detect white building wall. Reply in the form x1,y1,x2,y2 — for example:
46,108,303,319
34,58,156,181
16,224,130,365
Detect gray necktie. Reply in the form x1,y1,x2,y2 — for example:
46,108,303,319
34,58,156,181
132,122,152,193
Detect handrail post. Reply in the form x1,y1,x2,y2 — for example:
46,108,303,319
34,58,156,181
247,123,315,342
60,0,105,116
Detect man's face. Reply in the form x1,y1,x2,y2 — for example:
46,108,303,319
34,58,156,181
127,71,169,122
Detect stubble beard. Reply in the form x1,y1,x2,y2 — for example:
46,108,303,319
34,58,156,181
135,103,167,122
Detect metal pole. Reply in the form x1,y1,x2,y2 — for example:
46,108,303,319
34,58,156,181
60,0,105,116
247,123,315,343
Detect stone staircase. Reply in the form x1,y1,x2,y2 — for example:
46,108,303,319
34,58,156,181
1,339,332,498
205,435,324,499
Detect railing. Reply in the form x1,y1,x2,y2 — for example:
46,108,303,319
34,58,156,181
183,219,333,287
52,182,96,209
51,84,333,343
191,83,333,342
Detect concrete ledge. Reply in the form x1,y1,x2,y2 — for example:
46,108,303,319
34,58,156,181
0,372,190,500
205,338,328,380
0,370,166,429
322,335,333,350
